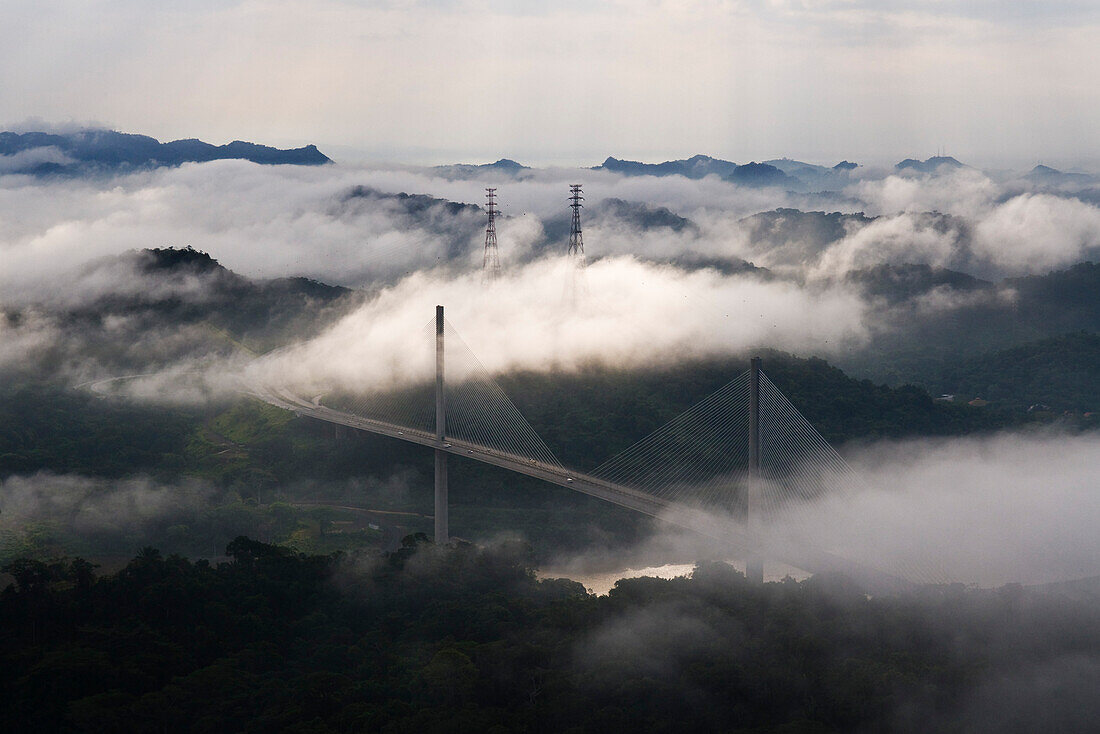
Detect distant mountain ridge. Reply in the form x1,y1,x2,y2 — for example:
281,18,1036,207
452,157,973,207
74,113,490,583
0,129,331,174
596,154,859,190
432,158,531,180
1024,164,1096,186
598,154,796,187
598,154,740,179
895,156,965,174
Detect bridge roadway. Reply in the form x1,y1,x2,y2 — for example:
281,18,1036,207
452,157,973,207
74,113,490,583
248,383,913,592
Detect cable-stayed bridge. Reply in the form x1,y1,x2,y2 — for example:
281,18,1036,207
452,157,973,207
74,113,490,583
248,307,931,592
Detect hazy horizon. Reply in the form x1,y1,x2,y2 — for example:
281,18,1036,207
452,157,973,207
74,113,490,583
3,1,1099,169
8,120,1100,174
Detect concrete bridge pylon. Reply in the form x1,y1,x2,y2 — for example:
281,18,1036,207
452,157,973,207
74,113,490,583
435,304,448,544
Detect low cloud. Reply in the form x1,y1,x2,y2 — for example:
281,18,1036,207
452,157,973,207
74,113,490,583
3,159,1100,405
946,654,1100,733
810,211,969,278
248,255,869,395
575,600,735,680
546,430,1100,590
0,311,60,370
0,146,74,173
972,193,1100,272
759,430,1100,587
0,473,215,544
87,356,248,406
834,169,1100,278
3,159,1099,304
853,166,1001,218
0,303,250,394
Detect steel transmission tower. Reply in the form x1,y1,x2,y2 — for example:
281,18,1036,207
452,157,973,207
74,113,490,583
568,184,586,265
482,188,501,280
564,184,589,306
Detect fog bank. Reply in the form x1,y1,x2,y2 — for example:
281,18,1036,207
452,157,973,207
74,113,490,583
751,430,1100,587
248,255,869,395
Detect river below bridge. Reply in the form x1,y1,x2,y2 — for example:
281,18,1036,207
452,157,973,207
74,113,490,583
538,560,811,596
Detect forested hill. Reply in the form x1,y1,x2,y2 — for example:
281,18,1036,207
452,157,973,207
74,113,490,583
1,247,357,378
108,247,354,343
2,539,1097,733
940,332,1100,412
840,262,1100,389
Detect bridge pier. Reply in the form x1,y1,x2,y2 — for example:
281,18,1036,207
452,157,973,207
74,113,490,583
746,556,764,584
434,449,448,542
434,305,449,544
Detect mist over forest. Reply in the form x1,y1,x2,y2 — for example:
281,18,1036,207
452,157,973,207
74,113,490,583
3,132,1100,732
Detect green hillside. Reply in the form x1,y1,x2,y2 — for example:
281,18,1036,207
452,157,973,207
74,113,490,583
940,331,1100,412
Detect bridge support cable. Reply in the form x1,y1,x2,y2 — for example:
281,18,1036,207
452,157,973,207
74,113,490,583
586,363,944,586
322,318,438,434
756,374,947,585
589,372,753,511
587,366,848,513
441,319,563,469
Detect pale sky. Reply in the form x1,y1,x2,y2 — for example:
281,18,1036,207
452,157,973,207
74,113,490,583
2,0,1098,167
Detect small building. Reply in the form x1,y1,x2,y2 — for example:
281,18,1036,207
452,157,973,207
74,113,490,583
967,397,989,407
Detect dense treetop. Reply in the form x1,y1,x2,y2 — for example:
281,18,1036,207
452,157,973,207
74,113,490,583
2,540,1098,733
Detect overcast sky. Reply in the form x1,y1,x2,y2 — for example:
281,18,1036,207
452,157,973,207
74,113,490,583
2,0,1098,167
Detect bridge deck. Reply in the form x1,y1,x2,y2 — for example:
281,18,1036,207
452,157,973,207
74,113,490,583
249,383,913,592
